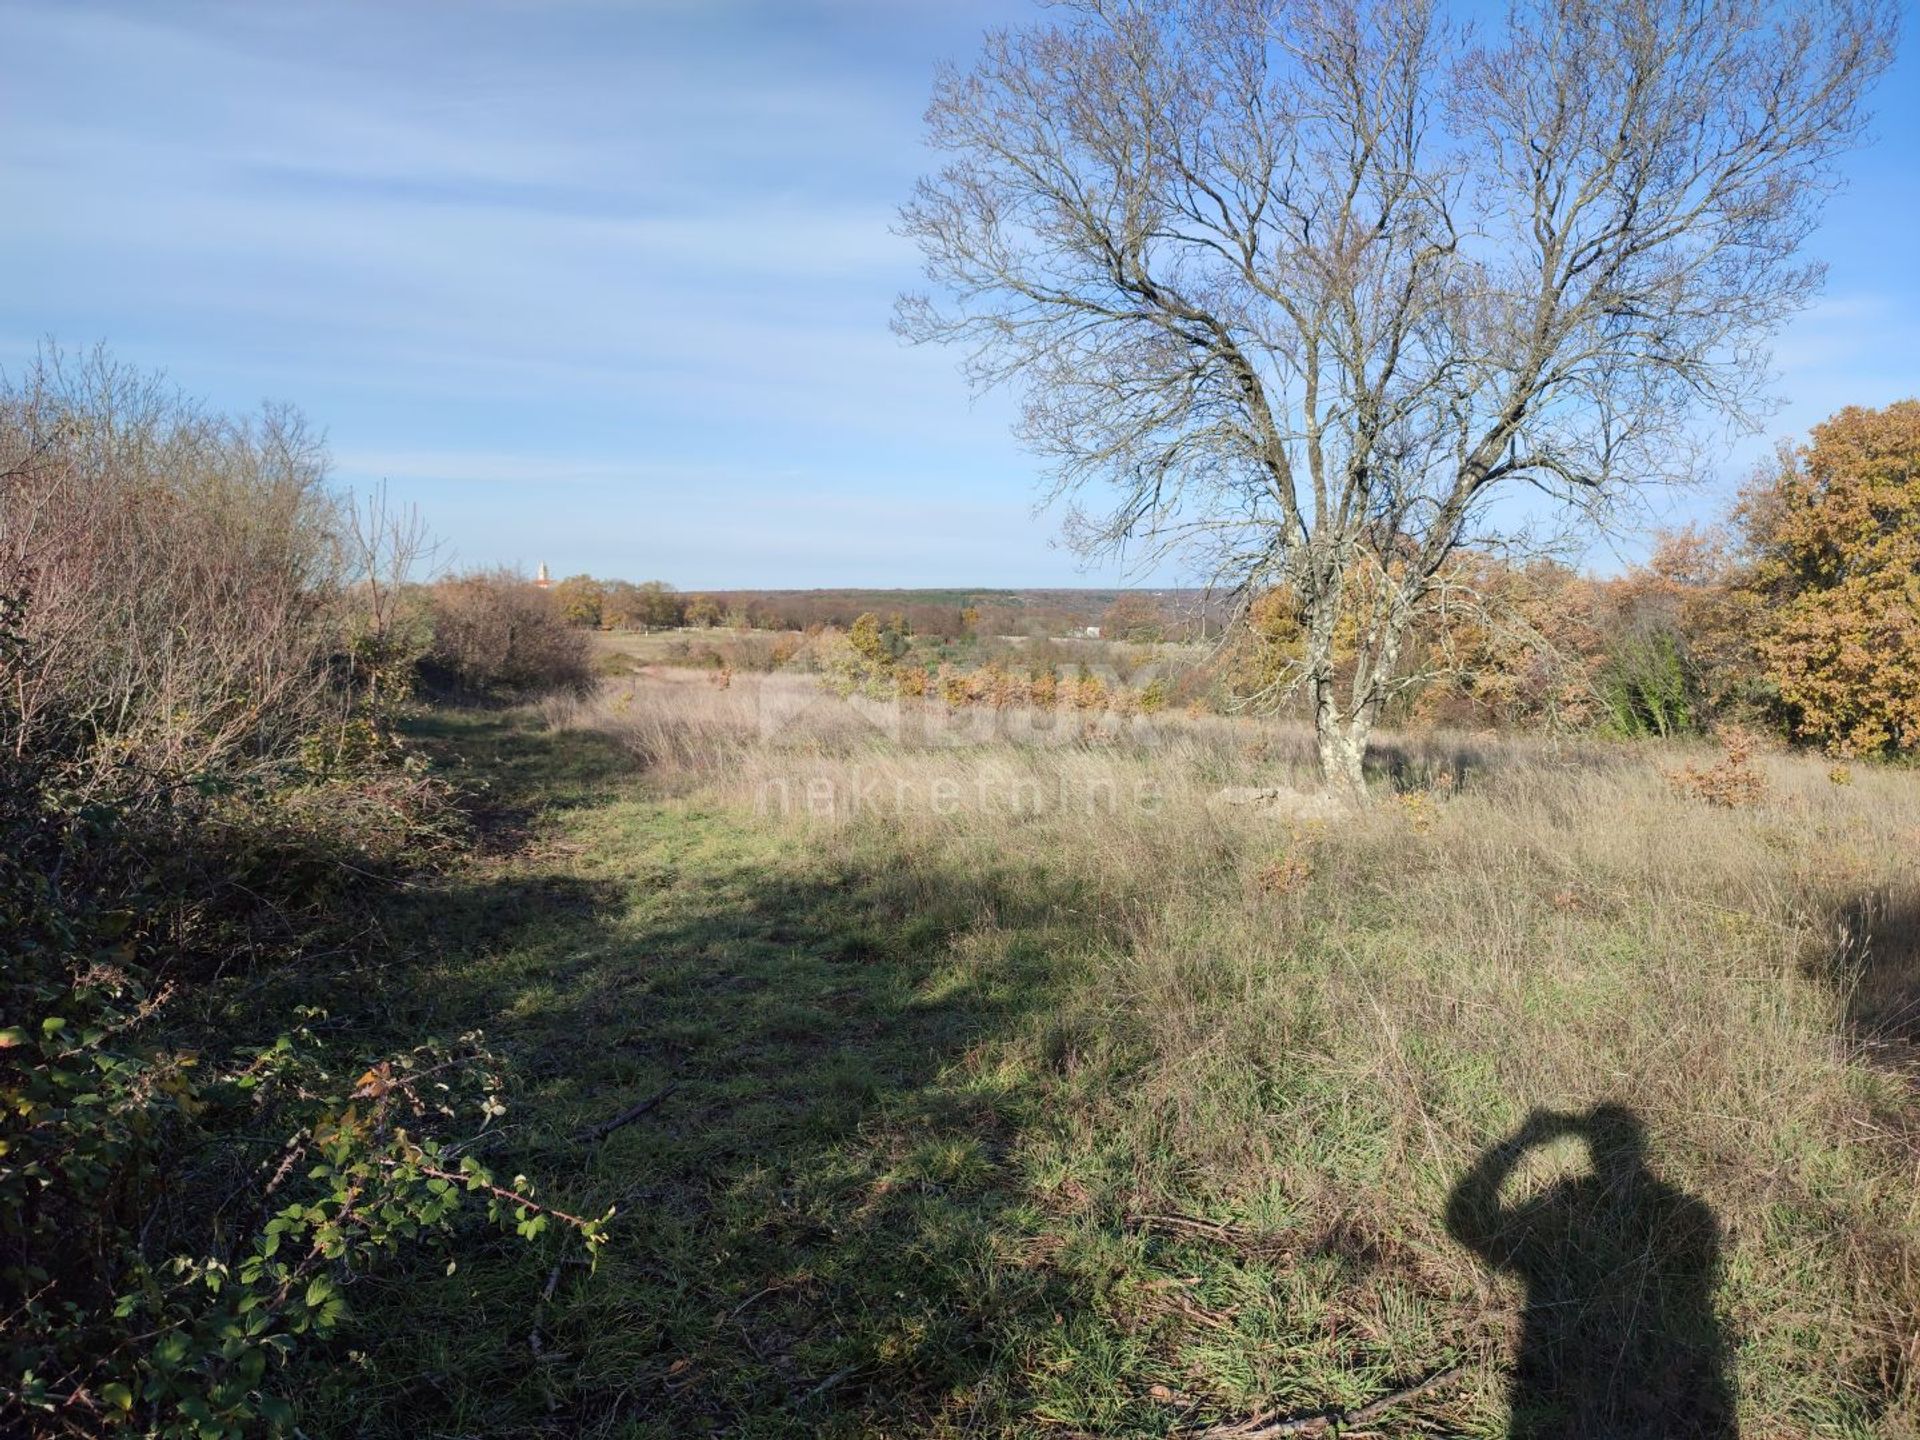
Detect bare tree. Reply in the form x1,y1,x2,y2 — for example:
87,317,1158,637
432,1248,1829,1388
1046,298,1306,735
898,0,1895,793
343,480,438,740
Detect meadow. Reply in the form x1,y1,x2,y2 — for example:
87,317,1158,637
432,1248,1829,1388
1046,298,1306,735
587,626,1205,688
10,0,1917,1430
303,669,1920,1437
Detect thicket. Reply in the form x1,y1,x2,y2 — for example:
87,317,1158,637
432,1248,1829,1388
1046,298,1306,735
1226,412,1920,755
0,350,601,1438
420,568,593,700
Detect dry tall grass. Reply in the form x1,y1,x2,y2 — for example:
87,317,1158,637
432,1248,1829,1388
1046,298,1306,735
550,671,1920,1430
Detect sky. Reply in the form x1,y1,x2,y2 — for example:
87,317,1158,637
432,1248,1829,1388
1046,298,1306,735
2,0,1915,589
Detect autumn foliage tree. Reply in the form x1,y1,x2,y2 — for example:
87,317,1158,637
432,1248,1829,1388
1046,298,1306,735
1101,593,1166,642
552,572,607,628
1742,401,1920,755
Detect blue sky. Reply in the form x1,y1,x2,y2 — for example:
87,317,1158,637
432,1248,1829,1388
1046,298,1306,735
2,1,1914,588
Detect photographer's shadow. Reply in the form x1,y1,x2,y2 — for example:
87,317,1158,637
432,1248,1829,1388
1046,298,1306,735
1447,1104,1736,1437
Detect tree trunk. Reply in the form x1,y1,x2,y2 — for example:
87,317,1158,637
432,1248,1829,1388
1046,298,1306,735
1310,576,1417,800
1314,699,1370,799
1304,560,1372,799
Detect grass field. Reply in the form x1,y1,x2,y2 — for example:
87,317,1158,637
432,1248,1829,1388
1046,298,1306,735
587,627,1207,684
302,676,1920,1437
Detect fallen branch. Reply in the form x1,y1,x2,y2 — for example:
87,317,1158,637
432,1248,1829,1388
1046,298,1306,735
575,1080,678,1144
1130,1210,1301,1259
794,1364,860,1409
1186,1364,1464,1438
1133,1212,1256,1242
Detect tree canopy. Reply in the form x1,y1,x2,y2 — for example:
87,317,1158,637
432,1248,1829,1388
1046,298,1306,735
900,0,1894,790
1744,400,1920,756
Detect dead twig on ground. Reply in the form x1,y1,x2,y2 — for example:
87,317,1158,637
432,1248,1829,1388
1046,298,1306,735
1185,1364,1464,1437
794,1364,861,1409
575,1080,678,1144
528,1256,590,1361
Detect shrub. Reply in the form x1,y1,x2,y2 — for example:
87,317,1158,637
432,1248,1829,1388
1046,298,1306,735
1668,726,1770,808
819,613,911,698
422,569,593,699
1071,671,1108,710
1598,626,1699,738
849,612,910,667
0,346,347,781
939,664,970,707
0,351,598,1436
977,660,1023,709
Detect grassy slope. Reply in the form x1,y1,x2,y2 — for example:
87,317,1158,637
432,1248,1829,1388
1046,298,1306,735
300,713,1106,1436
299,706,1920,1438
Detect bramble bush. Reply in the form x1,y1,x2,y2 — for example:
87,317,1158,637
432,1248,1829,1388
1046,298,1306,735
0,352,604,1437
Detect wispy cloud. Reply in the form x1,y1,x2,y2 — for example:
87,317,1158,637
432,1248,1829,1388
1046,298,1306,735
3,0,1913,583
0,0,1056,585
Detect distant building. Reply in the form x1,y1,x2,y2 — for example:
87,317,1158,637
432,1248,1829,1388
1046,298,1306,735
534,562,551,589
1084,625,1101,638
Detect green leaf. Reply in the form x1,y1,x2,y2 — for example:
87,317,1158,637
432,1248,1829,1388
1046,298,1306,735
258,1394,294,1426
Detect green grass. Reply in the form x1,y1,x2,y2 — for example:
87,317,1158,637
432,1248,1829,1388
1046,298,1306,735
287,706,1920,1437
291,716,1064,1434
294,714,1438,1436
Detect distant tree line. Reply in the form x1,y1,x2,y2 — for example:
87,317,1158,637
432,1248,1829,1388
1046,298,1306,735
540,577,1216,642
600,401,1920,760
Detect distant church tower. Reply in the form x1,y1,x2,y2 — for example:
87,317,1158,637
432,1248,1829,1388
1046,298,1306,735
534,562,551,589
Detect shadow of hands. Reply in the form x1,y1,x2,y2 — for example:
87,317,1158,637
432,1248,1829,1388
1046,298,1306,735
1447,1104,1737,1438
